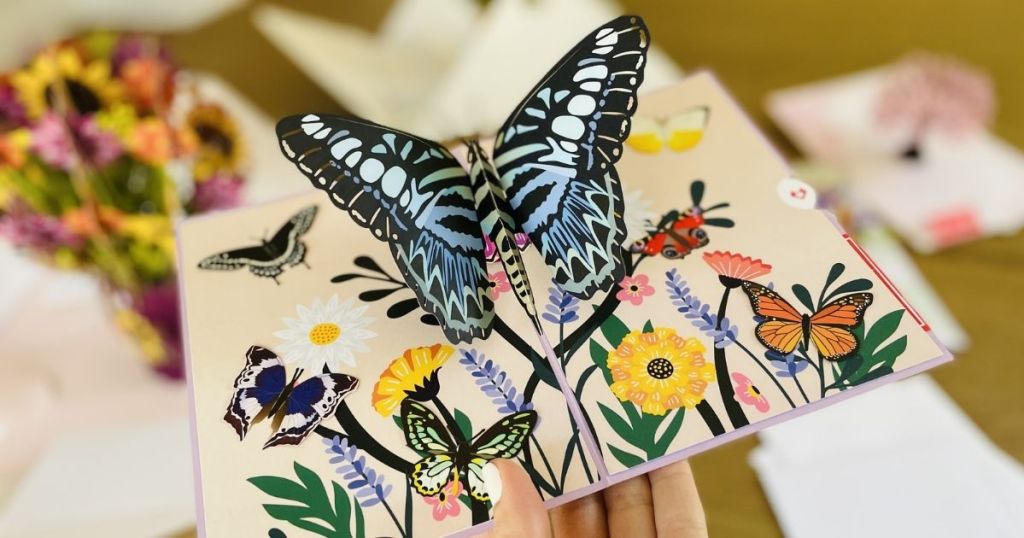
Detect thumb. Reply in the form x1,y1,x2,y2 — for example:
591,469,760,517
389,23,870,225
483,459,552,538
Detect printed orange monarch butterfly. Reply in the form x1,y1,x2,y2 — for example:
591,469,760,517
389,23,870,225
740,281,873,361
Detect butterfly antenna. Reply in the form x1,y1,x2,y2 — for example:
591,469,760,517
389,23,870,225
703,202,730,213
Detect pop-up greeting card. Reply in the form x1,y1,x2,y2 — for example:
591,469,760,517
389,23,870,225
178,17,951,537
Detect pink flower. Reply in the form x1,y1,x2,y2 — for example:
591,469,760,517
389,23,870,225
876,53,994,138
423,480,461,521
29,114,121,170
0,207,82,252
488,270,511,300
732,372,769,413
483,232,530,262
191,173,244,213
31,113,76,170
615,274,655,305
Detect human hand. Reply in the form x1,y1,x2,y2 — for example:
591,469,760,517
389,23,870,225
483,458,708,537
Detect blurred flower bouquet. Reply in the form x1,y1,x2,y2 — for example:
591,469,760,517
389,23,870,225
0,32,248,379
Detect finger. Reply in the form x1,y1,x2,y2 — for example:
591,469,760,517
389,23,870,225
484,459,552,538
603,474,656,538
551,493,608,538
650,459,707,538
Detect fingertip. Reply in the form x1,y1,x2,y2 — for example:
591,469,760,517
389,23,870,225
485,459,551,537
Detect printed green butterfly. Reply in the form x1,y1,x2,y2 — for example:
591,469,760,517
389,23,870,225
401,399,537,501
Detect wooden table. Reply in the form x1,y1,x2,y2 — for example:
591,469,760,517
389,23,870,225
168,2,1024,535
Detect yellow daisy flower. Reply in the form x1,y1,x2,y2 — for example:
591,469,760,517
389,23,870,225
12,48,121,118
185,104,244,180
372,344,453,416
607,328,715,416
114,308,166,365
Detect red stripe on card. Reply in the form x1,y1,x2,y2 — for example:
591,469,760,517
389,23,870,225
843,233,930,331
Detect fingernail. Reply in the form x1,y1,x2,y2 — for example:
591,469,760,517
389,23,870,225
483,462,503,505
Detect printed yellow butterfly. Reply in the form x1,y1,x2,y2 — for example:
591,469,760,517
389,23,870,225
626,106,710,154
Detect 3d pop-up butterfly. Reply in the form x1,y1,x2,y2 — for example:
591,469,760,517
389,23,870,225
225,346,359,448
276,16,650,344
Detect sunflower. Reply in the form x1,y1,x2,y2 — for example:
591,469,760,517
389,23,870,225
372,344,453,416
607,328,715,416
185,104,244,180
12,48,121,119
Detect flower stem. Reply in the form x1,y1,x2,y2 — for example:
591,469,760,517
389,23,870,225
793,373,811,404
732,340,797,409
379,497,407,538
713,287,749,429
318,402,413,474
530,433,560,493
696,400,726,436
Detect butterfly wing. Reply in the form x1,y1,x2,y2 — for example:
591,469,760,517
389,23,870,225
264,373,359,449
809,293,873,361
401,399,461,496
224,346,287,440
197,246,271,271
664,106,709,152
491,16,649,298
266,205,318,265
625,115,664,153
741,281,806,355
277,115,493,343
465,410,538,501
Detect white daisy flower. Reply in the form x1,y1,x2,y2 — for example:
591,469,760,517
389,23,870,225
622,189,659,244
273,295,376,372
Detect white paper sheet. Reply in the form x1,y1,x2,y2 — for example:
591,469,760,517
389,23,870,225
752,376,1024,538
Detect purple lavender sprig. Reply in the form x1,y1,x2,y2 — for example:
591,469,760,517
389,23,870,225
324,436,393,507
459,349,534,413
542,282,580,325
665,269,739,348
765,350,810,377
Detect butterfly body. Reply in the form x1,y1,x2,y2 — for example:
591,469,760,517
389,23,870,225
741,281,873,361
225,346,359,448
277,16,649,343
401,399,536,502
198,205,318,284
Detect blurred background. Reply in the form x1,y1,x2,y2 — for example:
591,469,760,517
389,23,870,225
0,1,1021,536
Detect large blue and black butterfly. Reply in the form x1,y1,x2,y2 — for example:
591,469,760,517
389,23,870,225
224,346,359,449
402,399,536,502
277,16,649,344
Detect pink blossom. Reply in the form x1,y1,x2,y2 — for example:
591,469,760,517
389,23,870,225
423,480,462,521
191,173,244,213
488,270,511,300
31,113,76,170
732,372,770,413
615,274,655,305
0,208,81,252
30,113,122,170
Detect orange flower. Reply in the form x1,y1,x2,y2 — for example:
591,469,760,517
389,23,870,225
130,118,173,164
372,344,452,416
62,205,123,236
702,250,772,288
121,57,175,111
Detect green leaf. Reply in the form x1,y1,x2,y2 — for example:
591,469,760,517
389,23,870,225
633,412,667,447
599,314,631,348
607,444,645,468
791,284,815,312
824,263,846,290
262,505,335,537
453,408,474,441
248,476,307,503
332,482,351,535
826,278,874,302
589,339,613,385
863,309,905,354
853,365,894,385
873,336,908,369
652,409,686,457
642,320,655,333
294,462,330,513
598,402,635,438
354,501,365,538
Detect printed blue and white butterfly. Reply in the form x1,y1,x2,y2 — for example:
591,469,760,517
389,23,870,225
277,16,649,344
224,346,359,449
